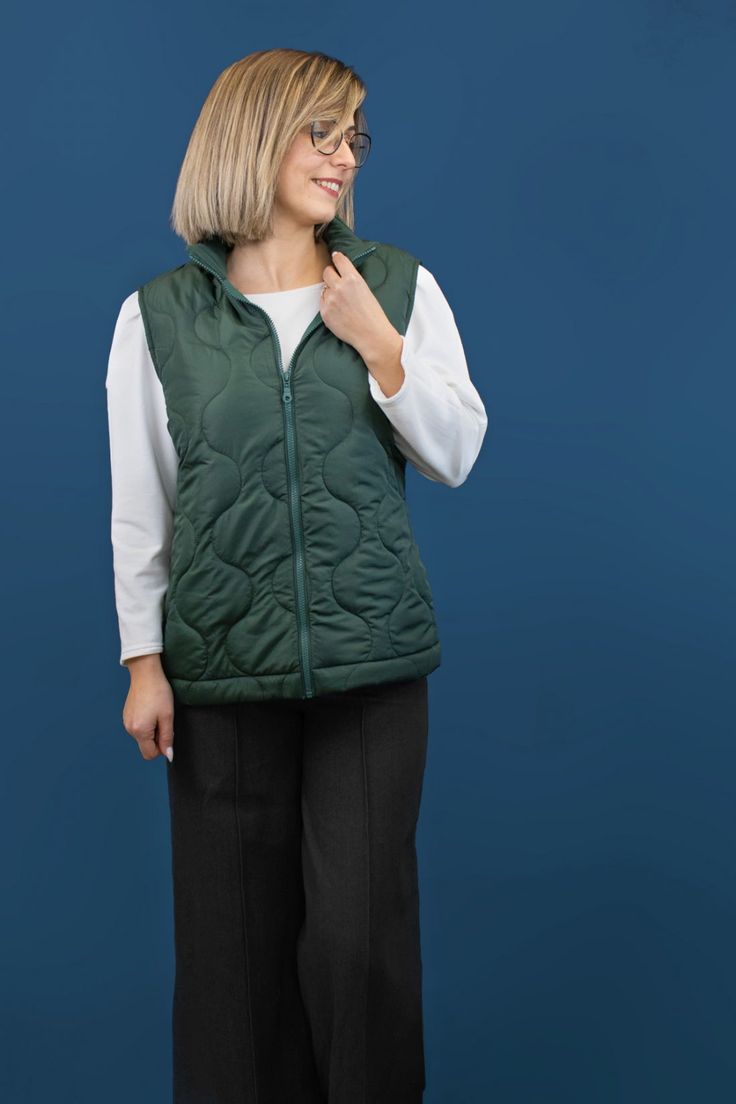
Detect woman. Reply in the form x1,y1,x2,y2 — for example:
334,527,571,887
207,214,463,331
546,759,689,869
106,48,487,1104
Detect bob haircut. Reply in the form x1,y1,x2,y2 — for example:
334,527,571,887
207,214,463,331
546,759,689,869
170,48,369,248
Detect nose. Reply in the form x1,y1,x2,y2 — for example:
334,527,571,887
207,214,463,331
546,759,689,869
331,136,356,169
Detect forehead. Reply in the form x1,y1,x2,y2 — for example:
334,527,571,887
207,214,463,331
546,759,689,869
316,112,357,131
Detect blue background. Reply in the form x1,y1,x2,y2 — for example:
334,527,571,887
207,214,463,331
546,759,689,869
2,1,735,1101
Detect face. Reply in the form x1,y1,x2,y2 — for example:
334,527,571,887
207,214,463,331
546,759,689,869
274,116,358,225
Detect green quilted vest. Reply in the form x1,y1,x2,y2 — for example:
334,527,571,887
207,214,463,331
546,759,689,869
137,215,441,704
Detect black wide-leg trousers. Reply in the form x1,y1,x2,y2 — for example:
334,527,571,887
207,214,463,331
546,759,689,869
165,674,429,1104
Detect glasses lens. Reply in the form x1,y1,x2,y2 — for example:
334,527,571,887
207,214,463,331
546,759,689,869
312,120,371,167
350,134,371,167
312,120,341,154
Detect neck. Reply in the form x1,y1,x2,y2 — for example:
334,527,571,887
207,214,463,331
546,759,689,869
226,222,332,294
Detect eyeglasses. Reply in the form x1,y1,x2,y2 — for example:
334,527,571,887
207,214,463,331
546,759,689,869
310,119,372,168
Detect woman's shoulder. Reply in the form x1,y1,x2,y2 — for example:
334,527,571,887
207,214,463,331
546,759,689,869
416,263,439,290
370,237,441,291
138,261,193,297
116,288,142,321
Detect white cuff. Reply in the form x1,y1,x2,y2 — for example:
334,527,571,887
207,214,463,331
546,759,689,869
120,645,163,667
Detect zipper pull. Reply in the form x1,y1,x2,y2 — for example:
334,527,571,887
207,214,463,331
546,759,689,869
282,371,292,404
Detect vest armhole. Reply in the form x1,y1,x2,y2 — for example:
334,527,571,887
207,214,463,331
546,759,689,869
137,285,164,383
405,256,421,331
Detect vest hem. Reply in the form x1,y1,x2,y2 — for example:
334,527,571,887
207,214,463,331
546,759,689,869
168,643,441,706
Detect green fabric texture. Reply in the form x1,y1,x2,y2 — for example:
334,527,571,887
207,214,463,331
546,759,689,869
137,215,441,703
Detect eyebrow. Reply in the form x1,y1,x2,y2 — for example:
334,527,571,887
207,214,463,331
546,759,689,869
322,118,358,135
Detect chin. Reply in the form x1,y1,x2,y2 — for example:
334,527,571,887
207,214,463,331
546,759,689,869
309,201,337,220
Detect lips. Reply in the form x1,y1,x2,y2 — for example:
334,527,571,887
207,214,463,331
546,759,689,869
312,179,341,196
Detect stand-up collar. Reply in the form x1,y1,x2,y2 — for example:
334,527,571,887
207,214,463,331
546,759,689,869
187,215,378,283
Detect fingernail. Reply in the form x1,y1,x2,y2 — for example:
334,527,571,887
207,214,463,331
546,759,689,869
165,747,174,762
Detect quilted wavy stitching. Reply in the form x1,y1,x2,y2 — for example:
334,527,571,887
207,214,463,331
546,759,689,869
137,235,441,702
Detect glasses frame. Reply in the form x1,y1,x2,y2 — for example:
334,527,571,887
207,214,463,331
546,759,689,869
310,119,372,168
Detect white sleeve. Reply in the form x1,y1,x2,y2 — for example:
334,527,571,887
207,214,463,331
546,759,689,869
105,291,179,666
367,264,488,487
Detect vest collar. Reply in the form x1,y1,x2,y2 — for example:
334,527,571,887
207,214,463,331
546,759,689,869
186,215,378,285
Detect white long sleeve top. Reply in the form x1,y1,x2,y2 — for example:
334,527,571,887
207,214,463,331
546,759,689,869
105,264,488,666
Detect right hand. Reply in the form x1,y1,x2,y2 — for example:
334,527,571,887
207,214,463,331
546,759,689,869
122,655,175,761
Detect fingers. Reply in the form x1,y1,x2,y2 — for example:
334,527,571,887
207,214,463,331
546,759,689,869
322,252,351,289
157,711,175,763
122,676,175,763
124,711,173,761
133,726,161,762
322,265,339,291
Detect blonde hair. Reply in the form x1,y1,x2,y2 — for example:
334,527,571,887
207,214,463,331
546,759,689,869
170,48,369,247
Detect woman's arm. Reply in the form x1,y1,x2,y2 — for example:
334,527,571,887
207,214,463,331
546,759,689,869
367,265,488,487
105,292,179,666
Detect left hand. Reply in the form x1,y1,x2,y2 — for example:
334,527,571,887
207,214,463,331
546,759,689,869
320,251,397,358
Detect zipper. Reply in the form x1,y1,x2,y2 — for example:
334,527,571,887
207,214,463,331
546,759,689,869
189,244,377,698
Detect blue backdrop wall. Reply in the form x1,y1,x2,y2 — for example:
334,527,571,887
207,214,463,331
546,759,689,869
2,1,735,1101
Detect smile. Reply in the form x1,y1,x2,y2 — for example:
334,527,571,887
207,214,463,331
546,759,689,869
312,179,341,196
